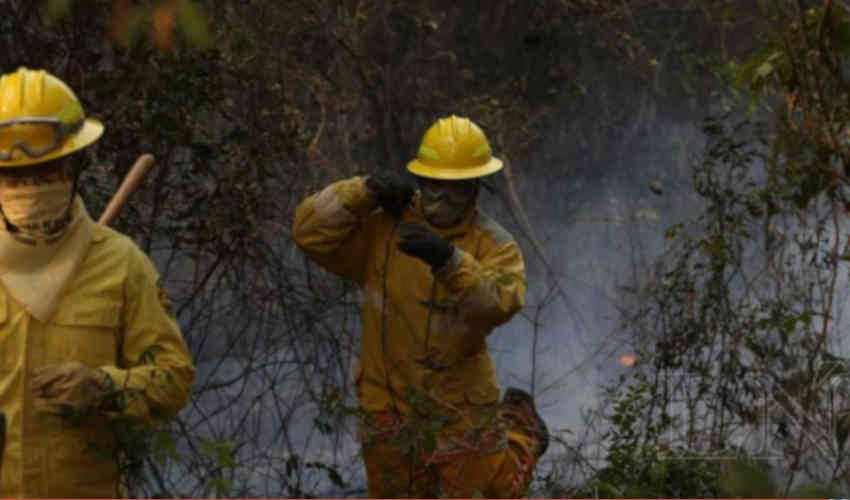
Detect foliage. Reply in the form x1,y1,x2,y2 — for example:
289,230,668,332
578,366,844,497
17,0,655,494
44,0,211,51
727,1,850,208
608,1,850,495
8,0,843,496
575,375,722,497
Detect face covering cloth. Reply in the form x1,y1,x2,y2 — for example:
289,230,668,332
419,179,477,228
0,172,93,322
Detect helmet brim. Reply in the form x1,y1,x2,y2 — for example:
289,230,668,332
0,117,104,167
407,156,503,180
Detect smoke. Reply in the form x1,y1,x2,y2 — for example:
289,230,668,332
480,116,707,436
148,71,717,496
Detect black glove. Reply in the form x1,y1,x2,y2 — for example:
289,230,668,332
397,223,454,271
365,172,414,218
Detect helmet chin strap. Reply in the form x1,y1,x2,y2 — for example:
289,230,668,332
0,205,15,233
65,159,82,216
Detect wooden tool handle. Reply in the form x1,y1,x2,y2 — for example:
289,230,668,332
98,154,155,226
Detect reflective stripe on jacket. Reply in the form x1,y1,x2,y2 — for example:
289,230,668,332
294,176,526,413
0,209,195,498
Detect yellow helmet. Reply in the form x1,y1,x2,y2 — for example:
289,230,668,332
406,115,503,180
0,67,104,167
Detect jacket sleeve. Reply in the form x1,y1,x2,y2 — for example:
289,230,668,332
293,176,376,284
99,245,195,426
435,239,526,332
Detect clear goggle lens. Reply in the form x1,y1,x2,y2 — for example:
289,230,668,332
0,117,83,161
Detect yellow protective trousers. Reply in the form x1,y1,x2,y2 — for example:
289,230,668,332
360,403,540,498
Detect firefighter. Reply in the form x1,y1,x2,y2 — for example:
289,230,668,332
294,115,548,497
0,67,195,497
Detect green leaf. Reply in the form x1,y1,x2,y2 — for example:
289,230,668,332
43,0,71,23
664,223,684,239
177,0,213,49
718,459,776,496
833,20,850,52
753,61,774,81
119,7,148,49
789,482,842,498
152,430,180,466
199,438,237,468
314,416,333,435
423,423,437,456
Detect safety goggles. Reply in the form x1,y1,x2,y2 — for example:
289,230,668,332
0,117,83,161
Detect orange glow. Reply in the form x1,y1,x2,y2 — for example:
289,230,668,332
619,354,637,367
109,0,132,44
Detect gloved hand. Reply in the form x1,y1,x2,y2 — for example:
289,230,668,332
397,222,454,271
365,172,415,218
32,361,111,418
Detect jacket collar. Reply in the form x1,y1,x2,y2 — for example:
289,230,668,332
0,196,95,322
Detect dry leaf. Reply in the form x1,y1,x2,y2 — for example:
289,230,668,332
152,2,178,52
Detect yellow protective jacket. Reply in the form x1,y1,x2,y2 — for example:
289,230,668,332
294,176,525,413
0,210,195,498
